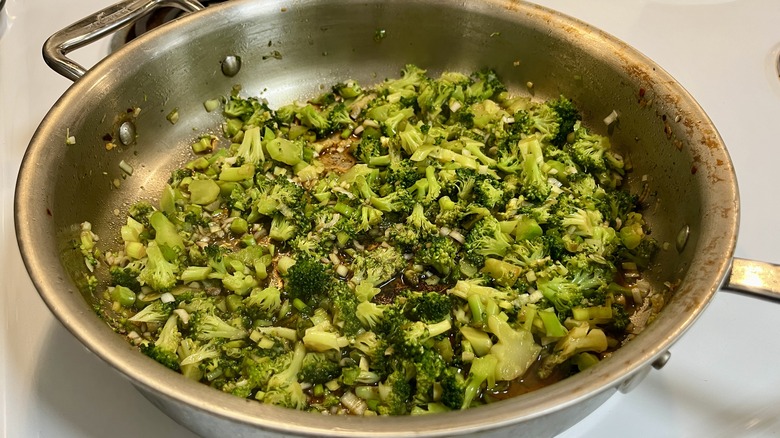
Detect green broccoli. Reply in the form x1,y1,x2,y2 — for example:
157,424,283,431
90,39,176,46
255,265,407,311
89,65,658,415
138,242,178,292
298,352,342,384
462,216,513,267
547,95,581,147
284,255,331,302
353,136,389,166
269,214,298,242
404,291,453,324
244,286,282,317
377,366,412,415
330,281,364,337
486,315,541,381
439,367,467,410
538,324,608,379
141,314,181,371
296,104,331,137
128,200,155,228
462,354,497,409
191,311,247,341
465,69,505,103
416,235,460,278
127,300,174,325
235,125,265,165
109,264,142,292
350,244,406,286
518,135,551,202
263,342,308,409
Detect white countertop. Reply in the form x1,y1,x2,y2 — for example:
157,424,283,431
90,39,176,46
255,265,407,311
2,0,779,437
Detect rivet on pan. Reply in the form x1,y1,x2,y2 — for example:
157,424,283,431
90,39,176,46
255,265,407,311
676,224,690,253
221,55,242,77
776,51,780,80
652,351,672,370
118,121,136,146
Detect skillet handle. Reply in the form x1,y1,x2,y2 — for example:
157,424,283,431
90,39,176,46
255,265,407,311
723,258,780,302
43,0,205,82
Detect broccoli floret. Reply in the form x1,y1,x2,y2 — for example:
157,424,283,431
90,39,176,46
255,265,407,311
353,135,388,166
302,322,350,353
141,314,181,371
439,367,467,410
350,245,406,286
253,175,306,218
462,354,497,409
538,324,608,379
386,159,422,189
380,64,427,98
385,314,452,359
128,200,155,228
561,208,605,238
547,96,581,147
518,135,551,202
225,353,286,399
462,216,513,267
296,104,331,137
377,366,412,415
405,203,438,236
404,291,452,324
528,103,561,144
221,270,258,296
177,338,218,381
536,276,586,315
330,281,363,337
269,214,298,242
109,264,142,292
565,122,610,172
447,279,517,322
416,235,460,279
191,311,247,341
386,223,421,253
263,342,308,409
235,125,265,165
284,255,331,302
411,349,448,405
417,78,454,121
298,352,341,384
328,102,355,132
243,286,282,317
353,174,415,213
465,69,506,103
372,188,415,214
138,242,178,292
473,175,507,210
384,106,415,137
398,122,427,155
128,300,174,325
333,80,364,99
223,95,274,128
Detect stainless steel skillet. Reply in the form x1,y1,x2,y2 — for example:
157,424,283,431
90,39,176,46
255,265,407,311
15,0,779,436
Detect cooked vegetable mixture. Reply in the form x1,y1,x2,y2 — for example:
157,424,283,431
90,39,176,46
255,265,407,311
84,65,658,415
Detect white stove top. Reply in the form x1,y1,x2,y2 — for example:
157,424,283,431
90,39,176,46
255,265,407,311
2,1,779,436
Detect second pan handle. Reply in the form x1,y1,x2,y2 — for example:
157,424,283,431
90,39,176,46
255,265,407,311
43,0,204,82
